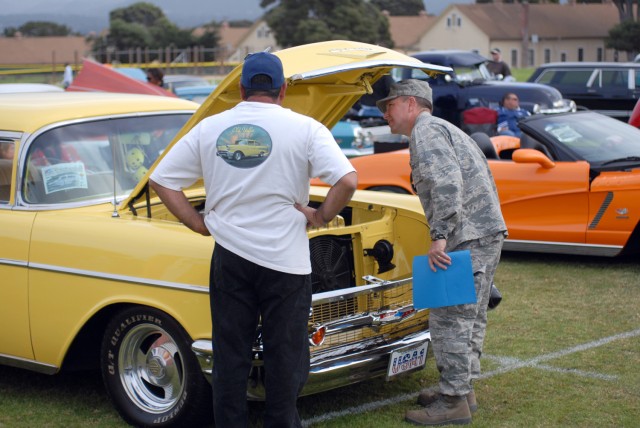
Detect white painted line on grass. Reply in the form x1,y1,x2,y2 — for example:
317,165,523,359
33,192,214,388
301,327,640,427
480,327,640,379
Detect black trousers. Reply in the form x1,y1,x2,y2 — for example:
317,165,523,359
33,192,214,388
210,244,311,428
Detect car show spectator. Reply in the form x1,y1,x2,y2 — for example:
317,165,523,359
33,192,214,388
487,48,512,79
496,92,530,137
150,51,357,427
62,64,74,89
0,141,14,160
377,79,507,426
146,67,164,87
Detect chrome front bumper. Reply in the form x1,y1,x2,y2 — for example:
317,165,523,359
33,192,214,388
191,276,431,399
191,330,430,400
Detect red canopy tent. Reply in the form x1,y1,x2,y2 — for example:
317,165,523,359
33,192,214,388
66,58,176,97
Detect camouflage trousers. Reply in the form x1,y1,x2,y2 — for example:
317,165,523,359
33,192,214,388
429,232,505,396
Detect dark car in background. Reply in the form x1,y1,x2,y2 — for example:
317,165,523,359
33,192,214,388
528,62,640,121
396,50,575,127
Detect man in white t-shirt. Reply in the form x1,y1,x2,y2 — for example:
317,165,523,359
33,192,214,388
150,51,357,428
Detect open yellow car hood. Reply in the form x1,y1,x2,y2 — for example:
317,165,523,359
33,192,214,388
120,40,450,211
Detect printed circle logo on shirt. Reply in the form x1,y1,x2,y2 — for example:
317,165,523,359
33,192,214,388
216,124,272,168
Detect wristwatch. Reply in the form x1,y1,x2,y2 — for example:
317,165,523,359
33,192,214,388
431,233,446,241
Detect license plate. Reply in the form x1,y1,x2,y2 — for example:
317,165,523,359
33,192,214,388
386,341,429,380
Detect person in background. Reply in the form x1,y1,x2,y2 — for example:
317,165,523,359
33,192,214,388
150,52,357,427
0,141,14,160
487,48,512,80
146,68,164,87
62,64,74,89
377,79,507,426
496,92,530,137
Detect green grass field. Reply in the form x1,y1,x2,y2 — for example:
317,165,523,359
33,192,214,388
1,251,639,427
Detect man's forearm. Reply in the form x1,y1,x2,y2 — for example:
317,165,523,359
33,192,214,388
150,180,210,236
316,171,357,223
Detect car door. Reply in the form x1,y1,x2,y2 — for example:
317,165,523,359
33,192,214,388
0,133,36,360
489,154,591,249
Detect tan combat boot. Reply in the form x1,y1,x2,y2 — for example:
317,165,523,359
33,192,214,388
405,394,471,426
416,387,477,413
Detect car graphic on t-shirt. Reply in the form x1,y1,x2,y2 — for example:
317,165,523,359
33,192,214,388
217,139,270,161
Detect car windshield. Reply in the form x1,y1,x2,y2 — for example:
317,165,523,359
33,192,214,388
528,113,640,165
23,113,191,205
406,62,491,84
452,63,492,83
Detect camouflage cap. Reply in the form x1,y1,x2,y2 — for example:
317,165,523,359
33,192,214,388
376,79,433,113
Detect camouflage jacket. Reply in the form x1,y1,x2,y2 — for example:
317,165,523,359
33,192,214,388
410,112,507,250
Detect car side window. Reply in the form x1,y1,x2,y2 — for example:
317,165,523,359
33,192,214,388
538,69,593,87
0,140,15,204
22,114,190,205
601,70,627,88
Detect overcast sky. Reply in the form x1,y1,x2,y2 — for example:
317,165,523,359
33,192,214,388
0,0,474,20
0,0,484,35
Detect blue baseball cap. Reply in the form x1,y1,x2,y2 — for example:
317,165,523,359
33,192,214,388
241,52,285,90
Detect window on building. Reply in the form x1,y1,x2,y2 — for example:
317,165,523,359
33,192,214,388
578,48,584,62
528,49,535,67
447,14,461,27
561,52,567,62
544,49,551,63
597,48,603,62
511,49,518,68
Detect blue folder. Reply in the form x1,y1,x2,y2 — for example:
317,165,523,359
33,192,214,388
412,250,477,309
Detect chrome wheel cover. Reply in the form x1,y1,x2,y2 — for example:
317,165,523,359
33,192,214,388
118,324,185,413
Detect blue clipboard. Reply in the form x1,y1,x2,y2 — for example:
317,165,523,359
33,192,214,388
412,250,477,309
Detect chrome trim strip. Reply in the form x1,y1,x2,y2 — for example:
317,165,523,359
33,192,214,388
321,306,425,336
28,262,209,293
0,353,58,375
503,239,622,257
0,258,28,267
589,191,613,230
311,277,412,305
594,109,633,118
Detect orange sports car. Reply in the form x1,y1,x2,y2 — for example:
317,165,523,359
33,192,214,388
319,111,640,257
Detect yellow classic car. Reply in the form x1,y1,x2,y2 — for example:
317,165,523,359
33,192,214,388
217,138,271,161
0,41,451,427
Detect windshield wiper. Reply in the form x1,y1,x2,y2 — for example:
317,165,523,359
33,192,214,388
601,156,640,166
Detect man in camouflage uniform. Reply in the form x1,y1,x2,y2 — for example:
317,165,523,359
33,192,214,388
377,79,507,426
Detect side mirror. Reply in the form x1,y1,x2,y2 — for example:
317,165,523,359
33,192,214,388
512,148,555,169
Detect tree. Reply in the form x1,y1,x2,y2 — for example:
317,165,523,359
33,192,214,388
606,20,640,59
607,0,640,59
261,0,393,48
90,2,210,62
611,0,640,22
4,21,75,37
370,0,425,15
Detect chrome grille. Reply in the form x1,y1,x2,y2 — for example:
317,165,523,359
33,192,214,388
310,280,428,352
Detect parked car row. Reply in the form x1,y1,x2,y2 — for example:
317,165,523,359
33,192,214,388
4,41,639,427
395,50,576,128
0,40,452,427
528,61,640,121
332,110,640,258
